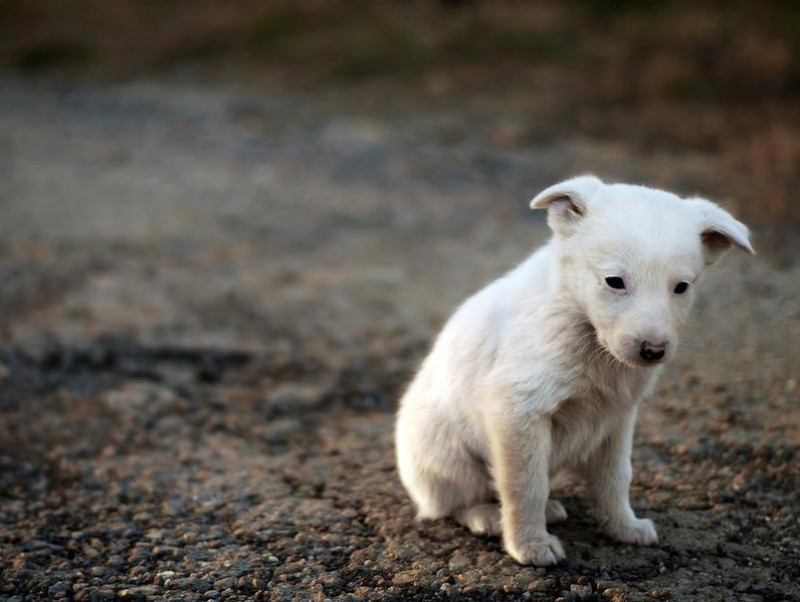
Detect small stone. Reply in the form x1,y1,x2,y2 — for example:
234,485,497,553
128,546,150,563
392,571,418,586
89,566,111,577
48,582,72,597
718,557,736,570
448,552,471,572
214,577,235,591
320,573,343,589
152,545,182,559
570,583,593,600
528,579,556,592
88,588,115,601
121,585,159,597
204,590,220,600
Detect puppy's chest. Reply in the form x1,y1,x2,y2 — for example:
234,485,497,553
549,371,646,469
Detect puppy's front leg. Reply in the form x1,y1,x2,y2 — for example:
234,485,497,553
586,407,658,546
490,412,565,566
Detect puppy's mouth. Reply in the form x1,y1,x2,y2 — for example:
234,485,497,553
605,344,669,369
592,329,664,369
617,354,665,368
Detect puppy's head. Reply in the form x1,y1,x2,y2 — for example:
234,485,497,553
531,176,754,368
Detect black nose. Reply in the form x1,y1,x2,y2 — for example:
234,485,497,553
639,341,666,362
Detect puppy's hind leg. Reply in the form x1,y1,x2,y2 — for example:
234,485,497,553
407,456,492,522
546,499,568,524
455,503,501,536
455,498,565,537
396,397,491,522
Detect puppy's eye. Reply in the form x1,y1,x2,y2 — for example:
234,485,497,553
605,276,626,290
674,282,690,294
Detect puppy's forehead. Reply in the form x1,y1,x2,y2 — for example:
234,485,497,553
599,183,687,212
585,185,704,263
593,184,699,232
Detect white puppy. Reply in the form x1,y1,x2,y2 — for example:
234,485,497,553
395,176,753,566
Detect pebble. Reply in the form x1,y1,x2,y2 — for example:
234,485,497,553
47,582,72,597
152,545,182,559
214,577,235,591
448,552,472,572
121,585,159,597
87,589,115,601
570,583,593,600
91,566,112,579
392,571,418,586
528,579,556,592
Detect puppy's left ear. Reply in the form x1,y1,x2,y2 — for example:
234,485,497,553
530,175,602,235
687,197,755,265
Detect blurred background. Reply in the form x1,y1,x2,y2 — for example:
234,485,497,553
0,2,799,601
2,0,800,242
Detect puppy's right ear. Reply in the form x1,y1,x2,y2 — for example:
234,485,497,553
530,175,602,234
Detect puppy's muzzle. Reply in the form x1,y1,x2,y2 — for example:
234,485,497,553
639,340,667,362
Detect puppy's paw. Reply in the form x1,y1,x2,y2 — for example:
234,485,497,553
606,517,658,546
455,503,501,536
545,499,568,524
506,533,565,566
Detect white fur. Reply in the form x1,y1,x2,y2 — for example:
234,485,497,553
395,176,753,565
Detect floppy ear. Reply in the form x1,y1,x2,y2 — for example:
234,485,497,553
687,197,755,265
530,175,603,235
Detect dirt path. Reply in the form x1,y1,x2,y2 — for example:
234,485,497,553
0,76,798,601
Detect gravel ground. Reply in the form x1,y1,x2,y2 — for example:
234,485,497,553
0,75,798,601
